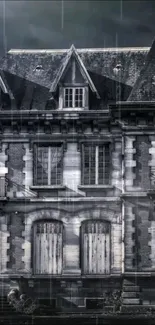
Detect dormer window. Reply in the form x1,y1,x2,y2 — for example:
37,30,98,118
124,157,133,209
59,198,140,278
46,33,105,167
64,87,84,109
51,45,100,110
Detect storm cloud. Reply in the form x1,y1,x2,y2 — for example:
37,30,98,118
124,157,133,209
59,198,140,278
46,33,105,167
0,0,155,54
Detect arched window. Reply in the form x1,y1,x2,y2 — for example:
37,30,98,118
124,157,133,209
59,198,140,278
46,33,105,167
33,220,63,275
81,220,110,275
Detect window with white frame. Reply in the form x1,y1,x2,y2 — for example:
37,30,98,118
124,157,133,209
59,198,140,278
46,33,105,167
64,87,84,108
34,144,63,186
82,143,110,185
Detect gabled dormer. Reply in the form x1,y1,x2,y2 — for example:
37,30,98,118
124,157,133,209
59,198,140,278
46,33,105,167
50,45,100,110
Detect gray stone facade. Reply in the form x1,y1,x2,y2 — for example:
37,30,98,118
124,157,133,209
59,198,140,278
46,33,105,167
0,44,154,323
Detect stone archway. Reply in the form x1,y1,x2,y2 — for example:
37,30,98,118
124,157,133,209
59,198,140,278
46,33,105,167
75,207,122,274
22,209,68,273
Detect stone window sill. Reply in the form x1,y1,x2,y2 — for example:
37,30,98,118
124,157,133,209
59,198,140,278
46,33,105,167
30,185,66,191
78,185,113,190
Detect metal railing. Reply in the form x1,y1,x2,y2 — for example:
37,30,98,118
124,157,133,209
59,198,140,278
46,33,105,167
0,177,37,198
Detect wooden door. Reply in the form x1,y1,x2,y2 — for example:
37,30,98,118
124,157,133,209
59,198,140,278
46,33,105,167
33,221,63,274
81,220,110,274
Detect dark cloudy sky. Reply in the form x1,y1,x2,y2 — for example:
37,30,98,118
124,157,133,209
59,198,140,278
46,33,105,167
0,0,155,54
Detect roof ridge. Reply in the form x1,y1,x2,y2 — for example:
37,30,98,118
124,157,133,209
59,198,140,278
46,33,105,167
8,47,150,54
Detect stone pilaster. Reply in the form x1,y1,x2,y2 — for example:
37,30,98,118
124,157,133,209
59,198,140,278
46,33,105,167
148,220,155,271
149,137,155,188
0,216,10,273
125,206,135,271
23,143,35,197
63,222,81,274
0,143,8,197
111,138,122,192
111,223,122,273
124,136,136,191
6,143,25,198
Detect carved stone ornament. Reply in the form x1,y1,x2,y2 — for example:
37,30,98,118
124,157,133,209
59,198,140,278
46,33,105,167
102,290,122,311
7,289,38,314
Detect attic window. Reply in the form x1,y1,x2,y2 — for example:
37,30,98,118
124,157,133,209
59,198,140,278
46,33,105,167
115,64,122,69
113,64,122,76
35,65,43,71
64,87,84,109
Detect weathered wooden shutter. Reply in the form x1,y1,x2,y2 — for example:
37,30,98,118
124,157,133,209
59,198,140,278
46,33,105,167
33,221,63,274
81,220,110,274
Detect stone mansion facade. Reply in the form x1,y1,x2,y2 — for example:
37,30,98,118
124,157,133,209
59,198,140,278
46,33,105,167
0,42,154,322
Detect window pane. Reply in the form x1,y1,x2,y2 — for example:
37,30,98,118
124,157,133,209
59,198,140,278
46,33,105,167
64,88,73,107
34,145,63,186
98,144,110,185
75,88,83,107
34,147,49,185
83,145,96,185
50,145,63,185
82,144,110,185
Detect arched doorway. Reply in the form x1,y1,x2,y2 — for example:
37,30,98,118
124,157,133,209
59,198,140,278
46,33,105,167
81,220,110,274
33,220,63,274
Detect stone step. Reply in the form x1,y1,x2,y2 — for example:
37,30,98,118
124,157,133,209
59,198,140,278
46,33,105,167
122,292,139,298
123,285,140,292
121,305,155,313
122,298,140,305
123,279,138,286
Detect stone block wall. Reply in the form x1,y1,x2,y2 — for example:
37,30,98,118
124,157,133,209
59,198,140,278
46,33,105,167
124,204,135,270
124,136,136,191
23,143,33,192
7,213,24,273
149,135,155,189
30,278,122,309
134,136,150,190
111,138,122,194
124,135,151,191
6,143,25,198
125,199,151,271
0,215,10,273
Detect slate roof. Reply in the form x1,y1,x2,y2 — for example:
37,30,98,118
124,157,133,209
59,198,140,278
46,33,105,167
0,69,14,99
0,46,150,109
88,71,132,106
2,71,51,110
0,47,149,89
128,41,155,101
